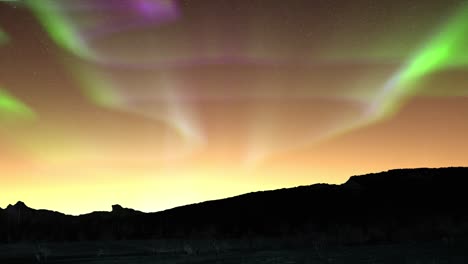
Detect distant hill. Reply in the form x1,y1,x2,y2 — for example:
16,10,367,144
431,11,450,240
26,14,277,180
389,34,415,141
1,167,468,244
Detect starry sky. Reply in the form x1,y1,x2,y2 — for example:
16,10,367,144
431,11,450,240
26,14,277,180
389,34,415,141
1,0,468,215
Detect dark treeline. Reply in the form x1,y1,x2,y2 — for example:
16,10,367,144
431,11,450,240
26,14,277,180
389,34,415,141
1,167,468,245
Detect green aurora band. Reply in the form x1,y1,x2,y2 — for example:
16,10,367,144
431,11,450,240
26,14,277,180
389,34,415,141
370,2,468,121
0,88,36,121
25,0,94,60
0,27,9,45
306,3,468,147
24,0,117,109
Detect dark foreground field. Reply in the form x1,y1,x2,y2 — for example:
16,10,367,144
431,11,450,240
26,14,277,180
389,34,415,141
1,239,467,264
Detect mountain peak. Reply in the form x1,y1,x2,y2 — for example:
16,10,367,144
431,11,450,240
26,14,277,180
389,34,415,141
6,201,30,211
111,204,142,215
112,204,124,212
14,201,27,208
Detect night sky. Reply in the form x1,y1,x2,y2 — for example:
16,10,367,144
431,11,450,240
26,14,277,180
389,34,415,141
1,0,468,214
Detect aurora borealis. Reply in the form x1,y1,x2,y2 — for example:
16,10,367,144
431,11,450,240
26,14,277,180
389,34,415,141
0,27,8,45
1,0,468,215
0,88,36,120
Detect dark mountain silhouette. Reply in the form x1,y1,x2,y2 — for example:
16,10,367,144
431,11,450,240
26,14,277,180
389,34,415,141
1,167,468,245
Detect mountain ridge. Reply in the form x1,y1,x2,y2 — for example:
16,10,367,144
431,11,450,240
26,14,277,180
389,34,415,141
3,166,463,216
1,167,468,244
